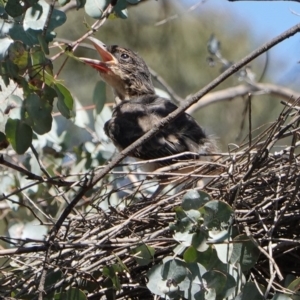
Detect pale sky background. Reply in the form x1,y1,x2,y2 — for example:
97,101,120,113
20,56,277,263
185,0,300,88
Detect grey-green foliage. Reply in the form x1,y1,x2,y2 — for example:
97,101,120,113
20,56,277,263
0,0,140,155
147,190,261,300
0,0,72,154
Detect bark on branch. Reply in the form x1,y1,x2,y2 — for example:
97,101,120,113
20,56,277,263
186,82,300,114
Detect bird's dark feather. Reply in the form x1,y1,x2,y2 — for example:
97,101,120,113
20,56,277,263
104,94,212,167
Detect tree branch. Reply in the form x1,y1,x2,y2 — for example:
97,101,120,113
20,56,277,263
186,82,300,114
50,23,300,236
0,155,76,188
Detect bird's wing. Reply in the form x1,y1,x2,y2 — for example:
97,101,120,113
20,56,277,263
105,95,212,166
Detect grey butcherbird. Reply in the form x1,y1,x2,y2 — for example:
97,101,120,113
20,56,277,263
79,37,218,191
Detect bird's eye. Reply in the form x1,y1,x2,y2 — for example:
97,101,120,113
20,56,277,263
121,53,129,60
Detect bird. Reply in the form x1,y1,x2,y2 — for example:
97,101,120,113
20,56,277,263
79,37,218,188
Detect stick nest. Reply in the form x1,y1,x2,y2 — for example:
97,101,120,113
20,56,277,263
0,100,299,299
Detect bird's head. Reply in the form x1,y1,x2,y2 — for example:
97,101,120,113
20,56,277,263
79,37,155,101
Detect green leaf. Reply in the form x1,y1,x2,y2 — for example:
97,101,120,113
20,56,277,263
161,258,187,285
23,93,53,134
287,277,300,293
185,246,213,269
102,264,123,290
5,118,32,154
131,244,155,266
230,234,260,271
186,262,206,282
5,0,24,17
113,0,128,19
200,200,233,229
183,246,199,263
192,231,209,252
54,83,74,119
8,41,29,69
93,81,106,114
23,0,66,42
217,271,236,299
5,59,19,79
182,190,210,211
147,264,172,297
202,270,226,295
24,0,66,31
84,0,108,19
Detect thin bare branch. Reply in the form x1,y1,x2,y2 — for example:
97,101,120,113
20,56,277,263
186,82,300,114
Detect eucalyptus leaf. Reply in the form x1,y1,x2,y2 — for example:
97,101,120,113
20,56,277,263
200,200,233,229
23,93,52,134
182,190,209,211
147,264,172,297
113,0,128,19
177,273,202,300
131,244,155,266
54,83,74,119
5,0,25,17
202,270,226,295
24,0,66,31
102,264,122,290
287,276,300,293
8,41,29,69
161,258,187,285
84,0,108,19
183,246,198,263
192,231,209,252
5,118,32,154
217,271,236,299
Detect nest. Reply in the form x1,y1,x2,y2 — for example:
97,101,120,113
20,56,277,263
0,100,299,299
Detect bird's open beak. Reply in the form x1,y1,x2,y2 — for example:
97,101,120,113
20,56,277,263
79,37,118,73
